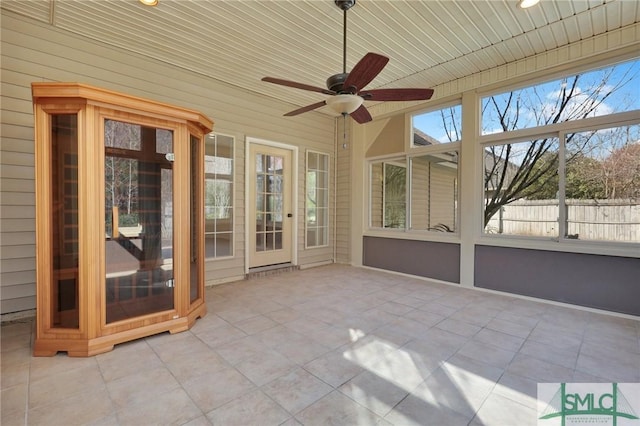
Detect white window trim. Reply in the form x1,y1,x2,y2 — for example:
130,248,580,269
305,149,330,249
478,113,640,256
204,132,235,260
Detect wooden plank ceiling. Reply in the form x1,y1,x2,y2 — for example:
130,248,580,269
3,0,638,118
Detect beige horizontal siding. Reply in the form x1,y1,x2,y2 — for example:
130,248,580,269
1,10,336,315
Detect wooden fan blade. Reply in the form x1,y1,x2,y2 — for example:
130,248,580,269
350,105,373,124
284,100,328,117
361,88,434,101
262,77,335,95
343,53,389,93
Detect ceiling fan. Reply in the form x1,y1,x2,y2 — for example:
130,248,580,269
261,0,434,124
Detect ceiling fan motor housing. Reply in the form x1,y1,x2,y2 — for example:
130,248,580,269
335,0,356,11
326,73,350,93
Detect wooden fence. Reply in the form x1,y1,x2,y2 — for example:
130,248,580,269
485,199,640,242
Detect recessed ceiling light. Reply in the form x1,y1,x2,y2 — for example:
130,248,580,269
139,0,158,6
518,0,540,8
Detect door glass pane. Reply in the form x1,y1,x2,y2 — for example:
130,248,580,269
51,114,80,329
105,120,174,323
255,153,285,253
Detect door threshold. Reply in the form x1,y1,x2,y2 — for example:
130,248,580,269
246,263,298,279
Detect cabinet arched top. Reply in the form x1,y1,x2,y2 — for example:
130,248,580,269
32,82,213,134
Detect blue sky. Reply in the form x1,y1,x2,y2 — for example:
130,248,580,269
412,58,640,142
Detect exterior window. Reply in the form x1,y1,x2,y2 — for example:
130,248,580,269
483,138,560,237
306,151,329,247
410,151,458,232
412,104,461,147
564,124,639,242
205,134,234,258
482,59,640,135
481,58,640,244
370,159,407,229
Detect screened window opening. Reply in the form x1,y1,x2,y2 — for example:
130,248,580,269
412,104,462,147
481,58,639,244
410,151,459,232
306,151,329,247
205,134,234,258
483,138,560,238
563,124,639,242
370,160,407,229
482,59,640,135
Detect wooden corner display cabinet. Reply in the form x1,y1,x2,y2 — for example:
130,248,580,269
32,82,213,356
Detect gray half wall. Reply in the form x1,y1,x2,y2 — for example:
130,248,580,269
362,236,460,284
475,245,640,316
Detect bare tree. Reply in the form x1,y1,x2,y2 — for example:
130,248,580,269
479,62,638,225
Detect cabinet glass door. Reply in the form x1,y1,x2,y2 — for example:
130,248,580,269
104,120,174,323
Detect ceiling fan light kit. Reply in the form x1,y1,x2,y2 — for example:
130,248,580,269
261,0,433,123
326,94,364,114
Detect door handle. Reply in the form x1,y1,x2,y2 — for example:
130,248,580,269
287,213,293,218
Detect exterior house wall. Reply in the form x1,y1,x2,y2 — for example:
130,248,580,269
0,11,336,316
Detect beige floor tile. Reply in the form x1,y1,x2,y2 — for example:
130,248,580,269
506,354,574,383
526,326,583,351
1,333,31,353
384,393,471,426
106,365,180,409
456,339,516,369
575,352,640,382
411,366,494,419
4,265,640,426
449,307,498,327
207,389,290,426
471,392,538,426
492,372,541,410
215,335,273,365
473,327,525,352
1,360,29,389
27,386,114,426
304,347,365,388
1,409,25,426
151,332,219,364
181,415,213,426
234,349,297,386
234,314,279,335
29,363,105,409
0,321,32,338
262,368,333,415
1,382,28,417
195,323,247,348
339,369,410,417
1,346,32,370
519,339,579,369
96,339,163,382
275,335,332,365
182,367,256,412
116,387,202,426
165,350,229,383
436,318,482,337
262,307,304,324
305,324,353,349
295,390,384,426
485,317,536,339
29,353,98,381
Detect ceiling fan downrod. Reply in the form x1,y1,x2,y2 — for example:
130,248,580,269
335,0,356,74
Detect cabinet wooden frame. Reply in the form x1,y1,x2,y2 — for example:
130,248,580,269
32,83,213,356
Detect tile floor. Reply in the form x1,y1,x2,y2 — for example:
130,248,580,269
2,264,639,425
